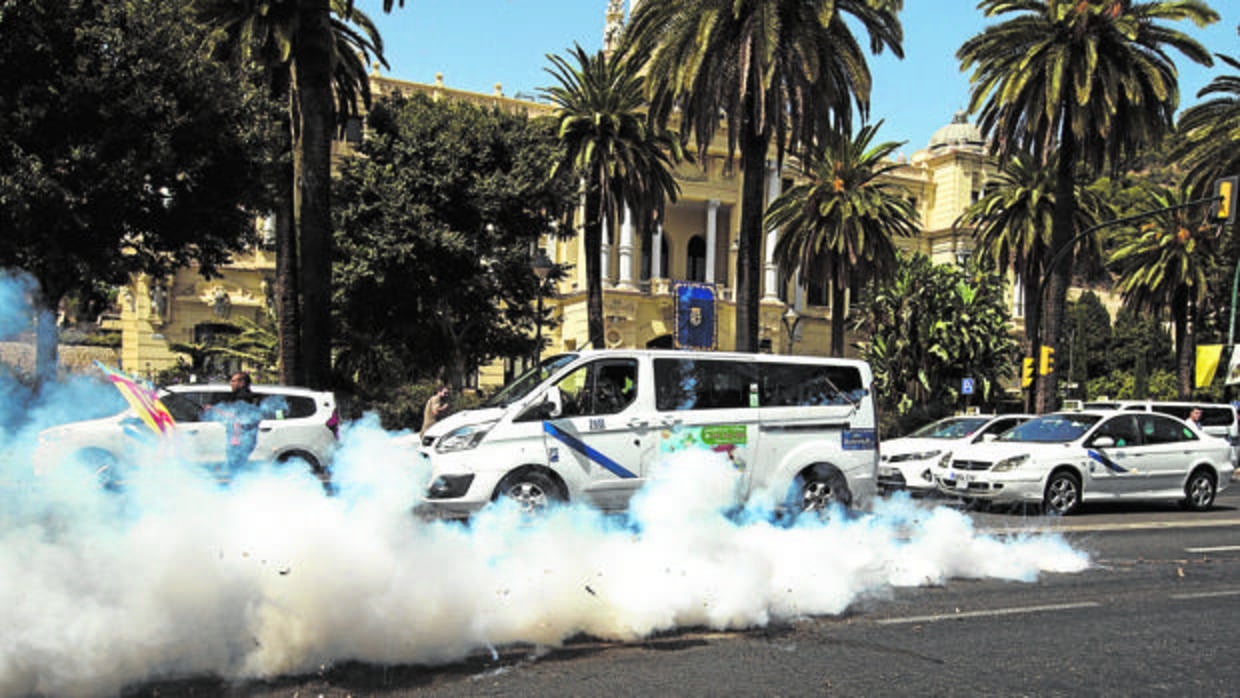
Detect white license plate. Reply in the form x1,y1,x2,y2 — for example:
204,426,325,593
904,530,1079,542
953,473,970,490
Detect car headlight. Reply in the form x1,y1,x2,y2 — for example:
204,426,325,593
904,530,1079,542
992,454,1030,472
937,452,952,468
436,424,490,453
891,449,942,463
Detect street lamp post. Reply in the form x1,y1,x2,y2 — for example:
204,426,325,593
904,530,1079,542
782,306,801,355
531,251,555,366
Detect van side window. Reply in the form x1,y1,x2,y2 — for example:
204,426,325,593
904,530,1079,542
760,364,865,407
557,360,638,417
654,358,756,411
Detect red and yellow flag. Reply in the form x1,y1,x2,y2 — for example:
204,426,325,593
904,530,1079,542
95,361,176,436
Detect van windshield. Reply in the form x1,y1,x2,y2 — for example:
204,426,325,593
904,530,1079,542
482,353,578,408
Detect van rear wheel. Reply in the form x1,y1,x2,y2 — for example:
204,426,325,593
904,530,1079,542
790,466,852,514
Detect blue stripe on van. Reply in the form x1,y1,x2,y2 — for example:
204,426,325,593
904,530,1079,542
543,421,638,479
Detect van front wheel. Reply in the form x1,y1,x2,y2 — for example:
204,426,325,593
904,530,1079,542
495,469,564,514
790,466,852,514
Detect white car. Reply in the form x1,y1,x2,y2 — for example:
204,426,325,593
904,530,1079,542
935,409,1234,515
879,414,1033,494
34,384,340,485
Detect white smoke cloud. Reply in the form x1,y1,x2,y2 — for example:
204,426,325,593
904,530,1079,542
0,271,1091,697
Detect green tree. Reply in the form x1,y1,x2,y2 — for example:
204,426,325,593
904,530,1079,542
332,93,574,399
1065,290,1113,387
958,0,1217,412
194,0,386,387
765,122,918,356
1108,186,1221,397
541,44,683,351
0,0,279,388
854,253,1019,425
622,0,904,353
1174,27,1240,199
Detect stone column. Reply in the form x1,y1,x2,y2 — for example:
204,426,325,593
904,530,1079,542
705,199,719,284
764,160,781,300
617,205,635,289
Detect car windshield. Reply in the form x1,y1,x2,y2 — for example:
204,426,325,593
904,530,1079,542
482,353,579,408
998,413,1102,443
908,416,992,439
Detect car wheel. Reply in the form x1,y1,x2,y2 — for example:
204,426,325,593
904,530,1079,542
1043,471,1081,516
790,465,853,515
1182,469,1216,511
495,469,563,513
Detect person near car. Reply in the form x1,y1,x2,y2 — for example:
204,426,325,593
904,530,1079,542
1188,406,1203,429
421,384,451,437
207,371,265,476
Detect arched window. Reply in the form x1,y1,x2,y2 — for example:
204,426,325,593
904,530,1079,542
687,235,706,282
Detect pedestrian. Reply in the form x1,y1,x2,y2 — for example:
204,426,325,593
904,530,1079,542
421,384,451,437
1188,406,1203,429
207,371,264,477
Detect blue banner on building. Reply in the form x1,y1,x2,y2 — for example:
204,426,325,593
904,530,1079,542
674,282,716,350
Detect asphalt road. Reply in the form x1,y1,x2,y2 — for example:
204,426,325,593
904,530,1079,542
126,490,1240,697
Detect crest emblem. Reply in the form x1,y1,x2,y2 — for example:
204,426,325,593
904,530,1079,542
690,306,702,327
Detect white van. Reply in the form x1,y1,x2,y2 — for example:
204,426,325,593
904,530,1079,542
415,350,879,518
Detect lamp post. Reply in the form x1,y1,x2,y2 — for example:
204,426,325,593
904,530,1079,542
782,305,801,355
531,250,555,366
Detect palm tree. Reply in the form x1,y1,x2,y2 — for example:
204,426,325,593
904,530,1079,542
1109,186,1221,397
765,122,917,356
958,0,1217,412
622,0,904,353
541,44,683,350
1174,30,1240,199
196,0,386,387
956,153,1107,410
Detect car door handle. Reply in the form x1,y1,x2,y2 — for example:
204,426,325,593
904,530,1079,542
659,417,681,428
626,418,648,428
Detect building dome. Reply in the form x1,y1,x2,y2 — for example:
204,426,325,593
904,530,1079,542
928,111,985,152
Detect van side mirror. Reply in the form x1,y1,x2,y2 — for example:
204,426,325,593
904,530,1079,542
516,388,562,422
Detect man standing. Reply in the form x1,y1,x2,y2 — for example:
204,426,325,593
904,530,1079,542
209,372,263,476
1188,406,1204,429
421,384,451,438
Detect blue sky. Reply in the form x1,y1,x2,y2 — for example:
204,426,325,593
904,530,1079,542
355,1,1239,153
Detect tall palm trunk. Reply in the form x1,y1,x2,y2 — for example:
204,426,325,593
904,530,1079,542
584,186,606,351
829,283,847,357
1039,138,1078,413
272,67,303,386
294,0,334,390
736,120,770,353
1173,287,1193,398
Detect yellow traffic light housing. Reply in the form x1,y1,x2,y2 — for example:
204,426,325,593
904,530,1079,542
1039,346,1055,376
1022,357,1034,387
1215,176,1238,224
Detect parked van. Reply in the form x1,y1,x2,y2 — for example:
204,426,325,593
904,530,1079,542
1081,400,1239,466
415,350,879,518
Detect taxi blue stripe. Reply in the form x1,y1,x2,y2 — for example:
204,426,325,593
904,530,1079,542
1087,449,1129,473
543,421,637,479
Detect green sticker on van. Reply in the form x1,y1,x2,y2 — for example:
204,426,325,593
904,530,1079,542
702,425,747,445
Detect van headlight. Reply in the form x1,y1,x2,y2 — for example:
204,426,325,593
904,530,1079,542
436,424,490,453
992,454,1029,472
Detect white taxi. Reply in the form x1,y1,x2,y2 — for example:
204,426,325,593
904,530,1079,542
879,413,1032,494
935,409,1233,515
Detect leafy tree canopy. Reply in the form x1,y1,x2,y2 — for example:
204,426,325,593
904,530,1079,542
853,253,1019,435
0,0,280,309
332,92,575,398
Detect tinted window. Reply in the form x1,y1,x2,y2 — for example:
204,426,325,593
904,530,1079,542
1139,414,1196,445
557,359,639,416
281,395,316,419
1001,414,1100,443
1091,415,1140,447
160,392,205,422
653,358,865,411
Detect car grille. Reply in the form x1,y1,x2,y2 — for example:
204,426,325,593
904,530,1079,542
951,459,993,472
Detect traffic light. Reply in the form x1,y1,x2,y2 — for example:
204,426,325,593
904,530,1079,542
1022,357,1034,387
1040,345,1055,376
1215,176,1238,224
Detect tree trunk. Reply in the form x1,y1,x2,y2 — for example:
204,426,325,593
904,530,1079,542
584,186,605,351
830,282,846,357
735,122,770,353
1174,288,1193,399
294,0,334,390
1038,142,1078,413
273,67,303,386
34,304,59,391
